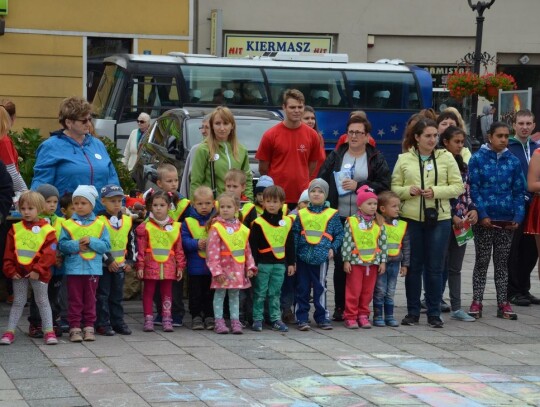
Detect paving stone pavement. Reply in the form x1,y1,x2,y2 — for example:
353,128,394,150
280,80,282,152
1,244,540,406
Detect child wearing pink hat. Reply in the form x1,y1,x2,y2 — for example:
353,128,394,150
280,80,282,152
341,185,388,329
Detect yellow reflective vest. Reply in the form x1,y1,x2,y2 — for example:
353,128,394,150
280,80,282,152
348,217,381,263
62,219,106,260
99,214,132,263
252,216,292,260
298,207,337,244
13,222,55,266
212,223,250,264
169,198,190,222
145,221,181,263
384,220,407,257
185,217,208,258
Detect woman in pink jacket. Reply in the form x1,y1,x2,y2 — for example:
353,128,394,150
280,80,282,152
206,192,257,335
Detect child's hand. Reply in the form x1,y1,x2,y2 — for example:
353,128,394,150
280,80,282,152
344,261,351,274
29,271,40,280
137,269,144,279
287,265,295,276
12,273,21,280
198,239,207,250
55,254,63,268
328,248,334,260
246,268,256,278
215,274,226,284
124,264,133,273
378,263,386,275
176,269,183,281
108,261,120,273
400,266,408,277
79,236,90,251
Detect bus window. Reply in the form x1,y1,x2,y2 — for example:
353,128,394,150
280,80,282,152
180,65,268,106
119,75,180,122
93,65,127,120
345,71,417,110
264,68,346,107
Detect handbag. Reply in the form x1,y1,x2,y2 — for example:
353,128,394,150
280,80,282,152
419,152,439,227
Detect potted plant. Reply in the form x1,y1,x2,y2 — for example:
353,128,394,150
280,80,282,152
446,71,485,100
481,72,517,101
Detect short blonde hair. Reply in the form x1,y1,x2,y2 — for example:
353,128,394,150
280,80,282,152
192,185,213,201
157,163,178,181
18,191,46,214
224,168,246,185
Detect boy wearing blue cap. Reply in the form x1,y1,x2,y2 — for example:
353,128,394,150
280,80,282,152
95,184,136,336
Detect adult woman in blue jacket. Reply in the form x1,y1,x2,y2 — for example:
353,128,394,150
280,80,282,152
31,97,119,214
468,122,525,321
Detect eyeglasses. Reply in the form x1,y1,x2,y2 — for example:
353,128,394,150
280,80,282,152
75,117,92,124
137,120,148,124
199,125,210,130
347,130,366,137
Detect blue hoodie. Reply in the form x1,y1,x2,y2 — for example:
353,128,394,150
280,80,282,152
181,207,213,276
468,144,525,223
507,136,539,202
31,131,120,214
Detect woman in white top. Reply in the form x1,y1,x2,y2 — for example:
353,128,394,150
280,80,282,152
123,113,150,171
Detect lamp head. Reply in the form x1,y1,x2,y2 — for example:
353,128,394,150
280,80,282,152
468,0,495,12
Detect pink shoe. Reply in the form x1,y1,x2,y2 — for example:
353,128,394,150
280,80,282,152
344,319,359,329
231,319,243,335
469,301,483,319
358,315,372,329
0,332,14,345
44,331,58,345
143,315,154,332
214,318,229,334
162,317,174,332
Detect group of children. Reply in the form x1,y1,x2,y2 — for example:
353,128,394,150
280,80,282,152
1,161,410,344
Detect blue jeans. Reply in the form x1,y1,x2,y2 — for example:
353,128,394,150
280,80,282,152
373,261,399,309
295,259,330,324
96,269,125,328
404,218,451,317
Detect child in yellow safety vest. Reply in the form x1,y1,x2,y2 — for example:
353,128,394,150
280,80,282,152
341,185,388,329
372,191,409,328
58,185,111,342
249,185,296,332
95,184,136,336
206,192,257,335
181,186,215,331
1,191,58,346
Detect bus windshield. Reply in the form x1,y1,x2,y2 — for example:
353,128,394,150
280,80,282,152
93,64,127,120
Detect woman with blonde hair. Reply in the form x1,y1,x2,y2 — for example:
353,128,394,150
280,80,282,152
190,106,253,200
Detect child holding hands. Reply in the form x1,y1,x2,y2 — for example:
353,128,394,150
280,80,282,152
341,186,387,329
206,192,257,334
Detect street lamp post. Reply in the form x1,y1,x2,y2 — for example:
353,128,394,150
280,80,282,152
467,0,495,145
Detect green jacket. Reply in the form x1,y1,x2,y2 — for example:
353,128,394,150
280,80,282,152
391,148,464,222
189,140,253,200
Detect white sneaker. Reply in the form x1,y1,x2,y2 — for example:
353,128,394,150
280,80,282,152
450,309,476,322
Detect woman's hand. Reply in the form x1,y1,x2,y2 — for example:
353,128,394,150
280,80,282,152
341,179,358,191
466,210,478,225
409,186,422,196
422,188,434,199
453,215,463,228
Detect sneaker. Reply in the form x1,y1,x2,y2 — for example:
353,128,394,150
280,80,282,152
162,318,174,332
427,316,444,328
172,316,183,327
440,300,451,313
509,294,531,307
83,327,95,341
0,332,14,345
153,315,163,326
192,316,204,330
143,316,154,332
468,301,483,319
271,320,288,332
526,293,540,305
344,319,359,329
96,326,115,336
401,314,420,326
358,315,372,329
204,317,215,330
317,320,333,330
332,307,344,322
385,317,399,327
251,320,263,332
69,328,83,342
497,302,518,320
28,323,44,338
282,309,296,324
373,315,386,327
53,323,63,338
112,324,132,335
43,331,58,345
231,319,243,334
297,322,310,331
214,318,229,334
450,309,476,322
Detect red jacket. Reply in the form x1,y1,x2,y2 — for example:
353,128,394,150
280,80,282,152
3,219,57,283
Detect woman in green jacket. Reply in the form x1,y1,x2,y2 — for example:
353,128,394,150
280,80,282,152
190,107,253,200
391,118,464,328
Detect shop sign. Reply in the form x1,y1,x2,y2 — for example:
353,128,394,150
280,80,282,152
224,34,333,57
418,65,470,88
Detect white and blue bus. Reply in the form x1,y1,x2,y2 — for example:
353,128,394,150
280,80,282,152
92,52,432,166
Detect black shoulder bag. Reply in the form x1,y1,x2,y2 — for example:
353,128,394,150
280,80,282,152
419,153,439,227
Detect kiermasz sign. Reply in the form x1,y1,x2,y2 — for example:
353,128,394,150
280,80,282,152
224,34,333,57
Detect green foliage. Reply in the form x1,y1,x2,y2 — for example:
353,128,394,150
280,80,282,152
8,128,135,193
